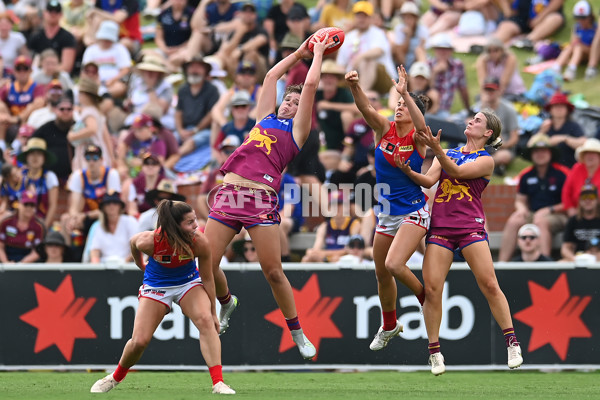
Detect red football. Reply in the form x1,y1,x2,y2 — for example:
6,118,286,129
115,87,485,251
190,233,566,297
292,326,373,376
308,27,345,56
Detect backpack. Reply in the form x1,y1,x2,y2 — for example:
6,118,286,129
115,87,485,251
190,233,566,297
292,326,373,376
524,69,563,106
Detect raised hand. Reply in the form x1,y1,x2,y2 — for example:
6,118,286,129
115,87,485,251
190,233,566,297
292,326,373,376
391,65,409,96
394,152,412,175
345,70,359,86
415,125,442,150
311,32,330,56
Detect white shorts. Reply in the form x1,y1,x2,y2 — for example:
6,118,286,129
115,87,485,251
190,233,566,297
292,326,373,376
376,205,430,237
138,278,203,311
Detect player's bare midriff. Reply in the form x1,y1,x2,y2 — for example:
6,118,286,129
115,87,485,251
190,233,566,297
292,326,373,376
223,172,277,194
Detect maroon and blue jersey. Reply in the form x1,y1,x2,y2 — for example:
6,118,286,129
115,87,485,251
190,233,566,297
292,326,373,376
575,22,597,46
324,217,357,250
144,228,199,287
375,123,426,215
221,113,300,192
431,147,490,230
81,167,110,211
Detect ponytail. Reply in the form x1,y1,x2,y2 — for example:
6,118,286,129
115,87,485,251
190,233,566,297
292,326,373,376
156,199,195,258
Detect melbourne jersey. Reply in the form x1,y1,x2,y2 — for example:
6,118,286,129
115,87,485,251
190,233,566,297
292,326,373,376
430,147,490,229
374,123,425,215
221,114,300,192
144,228,199,287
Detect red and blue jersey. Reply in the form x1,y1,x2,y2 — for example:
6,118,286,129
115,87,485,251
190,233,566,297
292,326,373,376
221,113,300,192
143,228,199,287
375,123,426,215
431,147,490,230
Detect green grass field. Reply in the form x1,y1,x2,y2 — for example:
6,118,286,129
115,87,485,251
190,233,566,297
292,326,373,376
1,371,599,399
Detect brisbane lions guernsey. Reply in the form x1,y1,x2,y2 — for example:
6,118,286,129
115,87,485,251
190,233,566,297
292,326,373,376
375,123,425,215
144,228,199,287
221,114,300,192
431,147,490,229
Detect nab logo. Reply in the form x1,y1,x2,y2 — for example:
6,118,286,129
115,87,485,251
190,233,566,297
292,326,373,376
514,273,592,360
19,275,97,361
264,274,342,360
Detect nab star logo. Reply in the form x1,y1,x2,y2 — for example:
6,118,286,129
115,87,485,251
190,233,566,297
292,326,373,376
19,275,97,361
514,273,591,360
264,274,342,360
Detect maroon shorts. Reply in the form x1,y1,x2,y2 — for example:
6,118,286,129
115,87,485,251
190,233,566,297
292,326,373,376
207,183,280,232
426,227,488,252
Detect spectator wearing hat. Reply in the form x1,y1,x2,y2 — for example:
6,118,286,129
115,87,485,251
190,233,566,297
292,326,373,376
280,33,309,87
82,20,132,99
126,152,167,215
32,49,74,91
336,234,371,265
562,138,600,216
389,61,440,115
61,144,122,258
553,1,597,81
85,0,143,54
210,61,262,145
202,55,229,95
426,33,470,120
69,78,115,171
475,37,526,99
212,91,255,158
511,224,554,262
498,133,570,261
26,79,64,130
472,77,520,174
26,1,76,73
32,96,75,184
302,190,361,262
312,0,353,32
60,0,92,47
17,137,59,228
561,183,600,261
537,91,586,168
9,123,35,160
264,2,309,64
0,163,23,219
37,230,72,263
89,191,138,263
316,59,358,151
117,113,167,179
0,55,45,147
0,11,27,72
138,179,186,231
495,0,565,48
0,190,45,262
390,2,427,71
337,1,396,95
124,54,173,127
155,0,195,72
216,2,269,81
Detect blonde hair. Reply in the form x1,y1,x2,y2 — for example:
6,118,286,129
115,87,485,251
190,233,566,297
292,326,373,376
480,109,503,149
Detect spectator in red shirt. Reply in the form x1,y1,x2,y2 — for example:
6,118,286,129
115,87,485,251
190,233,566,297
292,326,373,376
0,190,46,263
86,0,143,54
562,138,600,216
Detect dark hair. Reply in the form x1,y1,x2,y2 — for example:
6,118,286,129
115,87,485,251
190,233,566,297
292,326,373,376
1,164,15,180
409,93,431,115
480,109,503,149
283,83,303,99
156,200,195,258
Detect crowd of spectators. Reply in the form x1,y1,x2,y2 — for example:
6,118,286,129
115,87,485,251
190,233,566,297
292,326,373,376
0,0,599,265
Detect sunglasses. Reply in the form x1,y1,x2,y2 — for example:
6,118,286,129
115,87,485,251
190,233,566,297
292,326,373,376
519,235,537,241
85,154,101,161
487,48,502,53
23,203,37,208
15,66,30,72
222,149,235,155
243,246,256,252
58,107,73,112
580,194,598,201
232,105,250,109
143,160,160,166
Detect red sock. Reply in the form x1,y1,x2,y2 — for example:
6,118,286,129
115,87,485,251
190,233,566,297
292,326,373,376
209,365,223,385
112,363,129,382
382,310,397,331
416,289,425,306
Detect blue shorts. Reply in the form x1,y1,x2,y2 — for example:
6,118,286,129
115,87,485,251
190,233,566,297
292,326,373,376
426,226,488,253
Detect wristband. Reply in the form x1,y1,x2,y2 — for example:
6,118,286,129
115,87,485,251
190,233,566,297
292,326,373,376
294,51,302,60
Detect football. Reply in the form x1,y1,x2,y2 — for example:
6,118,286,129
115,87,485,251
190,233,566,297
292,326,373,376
308,27,345,56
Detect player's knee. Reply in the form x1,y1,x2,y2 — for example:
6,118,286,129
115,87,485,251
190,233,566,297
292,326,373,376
263,267,286,285
130,335,152,351
479,279,502,298
192,312,214,332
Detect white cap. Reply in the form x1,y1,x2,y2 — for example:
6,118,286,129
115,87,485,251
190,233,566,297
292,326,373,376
409,62,431,79
518,224,541,238
96,20,119,42
573,1,591,17
428,33,454,50
400,1,420,16
219,135,241,149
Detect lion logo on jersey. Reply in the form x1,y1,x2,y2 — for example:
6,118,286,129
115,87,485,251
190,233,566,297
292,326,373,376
435,179,473,202
243,128,278,155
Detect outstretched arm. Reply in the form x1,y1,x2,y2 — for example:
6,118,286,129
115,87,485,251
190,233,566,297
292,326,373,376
392,65,427,134
395,148,442,188
345,71,390,143
256,39,313,121
293,34,328,147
